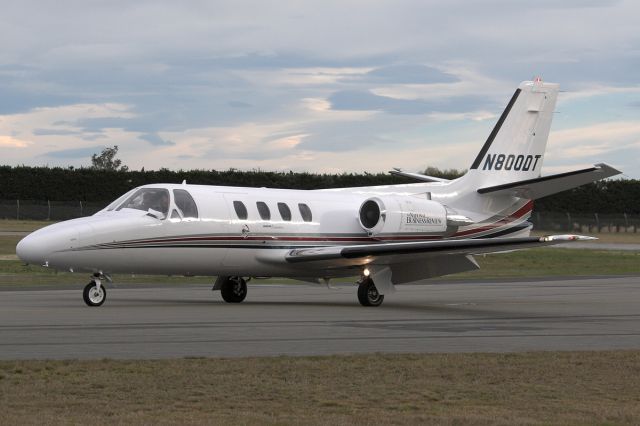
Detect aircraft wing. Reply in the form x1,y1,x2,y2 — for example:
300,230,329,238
285,235,594,264
477,163,621,199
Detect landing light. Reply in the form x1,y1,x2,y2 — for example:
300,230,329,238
363,268,370,277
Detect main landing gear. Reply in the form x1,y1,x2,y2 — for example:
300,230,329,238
83,274,106,307
216,276,248,303
214,275,383,306
357,277,384,307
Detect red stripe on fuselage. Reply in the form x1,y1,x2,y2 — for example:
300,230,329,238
452,200,533,237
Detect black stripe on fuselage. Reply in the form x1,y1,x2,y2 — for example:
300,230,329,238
469,88,521,170
67,223,530,252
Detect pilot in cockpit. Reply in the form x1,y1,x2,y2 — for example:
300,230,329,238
149,192,170,217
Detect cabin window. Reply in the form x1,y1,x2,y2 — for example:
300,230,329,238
173,189,199,219
256,201,271,220
298,203,312,222
277,202,292,221
117,188,170,217
233,201,248,220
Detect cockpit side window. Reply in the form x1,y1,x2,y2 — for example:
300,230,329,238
173,189,199,219
116,188,170,216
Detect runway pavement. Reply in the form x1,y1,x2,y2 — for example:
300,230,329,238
1,276,639,359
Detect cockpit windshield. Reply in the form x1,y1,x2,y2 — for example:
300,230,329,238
116,188,170,216
105,188,136,211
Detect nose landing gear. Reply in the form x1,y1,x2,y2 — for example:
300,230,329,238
83,276,106,307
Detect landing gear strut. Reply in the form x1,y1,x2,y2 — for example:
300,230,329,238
219,276,248,303
357,277,384,307
83,275,106,307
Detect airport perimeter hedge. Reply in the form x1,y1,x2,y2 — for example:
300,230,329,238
0,166,638,214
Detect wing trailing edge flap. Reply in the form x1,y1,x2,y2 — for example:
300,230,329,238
477,163,621,199
284,235,595,270
349,255,479,296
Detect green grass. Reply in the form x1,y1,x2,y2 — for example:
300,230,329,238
454,248,640,279
0,235,20,260
1,351,639,425
0,219,55,232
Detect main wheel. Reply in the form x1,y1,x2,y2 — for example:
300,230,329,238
83,281,106,307
220,276,247,303
357,278,384,307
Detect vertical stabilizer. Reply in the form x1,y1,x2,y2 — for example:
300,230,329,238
466,80,559,187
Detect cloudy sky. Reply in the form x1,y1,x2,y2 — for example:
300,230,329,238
1,0,638,177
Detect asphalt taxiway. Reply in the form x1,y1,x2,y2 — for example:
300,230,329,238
1,276,639,359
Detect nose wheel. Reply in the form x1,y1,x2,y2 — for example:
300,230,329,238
83,279,106,307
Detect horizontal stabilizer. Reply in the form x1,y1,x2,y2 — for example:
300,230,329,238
477,163,621,199
389,168,450,183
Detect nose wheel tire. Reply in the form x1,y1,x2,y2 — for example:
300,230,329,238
83,281,106,307
220,276,247,303
358,278,384,307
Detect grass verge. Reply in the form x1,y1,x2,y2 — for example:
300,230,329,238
1,351,639,425
0,219,55,232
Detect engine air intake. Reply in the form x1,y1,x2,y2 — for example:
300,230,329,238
359,200,381,229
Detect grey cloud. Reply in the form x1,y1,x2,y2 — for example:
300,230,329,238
82,134,108,141
44,146,104,159
349,65,458,85
296,117,413,152
75,117,139,132
0,85,82,114
228,100,252,108
139,133,175,146
32,128,79,136
329,90,492,115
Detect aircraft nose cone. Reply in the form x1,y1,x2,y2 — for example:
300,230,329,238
16,233,46,265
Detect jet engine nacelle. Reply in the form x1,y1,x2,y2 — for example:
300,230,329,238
358,195,448,236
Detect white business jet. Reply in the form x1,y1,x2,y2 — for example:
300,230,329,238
16,80,621,307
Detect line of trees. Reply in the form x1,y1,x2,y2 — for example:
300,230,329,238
0,165,638,214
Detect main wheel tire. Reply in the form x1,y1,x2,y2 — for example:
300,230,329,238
83,281,106,307
357,278,384,307
220,276,247,303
